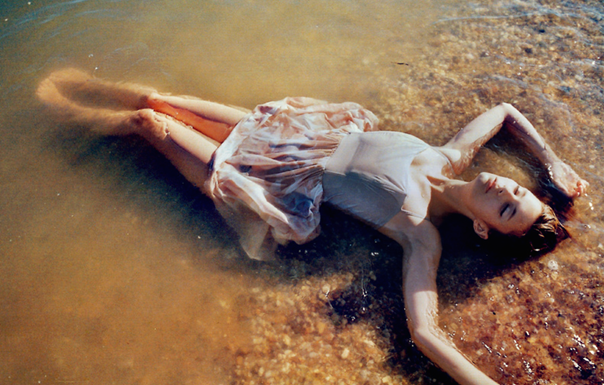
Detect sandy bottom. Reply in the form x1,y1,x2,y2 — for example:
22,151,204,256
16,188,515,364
1,0,603,384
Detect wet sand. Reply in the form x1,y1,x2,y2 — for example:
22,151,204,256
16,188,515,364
1,0,603,384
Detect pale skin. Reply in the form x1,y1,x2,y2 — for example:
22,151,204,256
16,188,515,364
37,68,588,385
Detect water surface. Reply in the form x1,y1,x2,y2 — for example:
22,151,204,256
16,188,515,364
1,0,603,384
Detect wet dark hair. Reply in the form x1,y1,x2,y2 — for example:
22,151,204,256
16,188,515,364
484,203,570,261
522,204,568,254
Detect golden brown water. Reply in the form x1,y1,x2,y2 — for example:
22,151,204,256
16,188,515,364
1,0,603,384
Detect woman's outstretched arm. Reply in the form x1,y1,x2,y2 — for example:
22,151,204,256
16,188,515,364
439,103,587,198
380,215,499,385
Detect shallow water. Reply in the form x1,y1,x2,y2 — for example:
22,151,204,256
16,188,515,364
1,0,603,384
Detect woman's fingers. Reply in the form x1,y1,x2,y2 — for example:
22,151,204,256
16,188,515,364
549,161,588,199
576,179,589,197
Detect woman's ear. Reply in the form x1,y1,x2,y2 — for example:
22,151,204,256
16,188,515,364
473,218,489,240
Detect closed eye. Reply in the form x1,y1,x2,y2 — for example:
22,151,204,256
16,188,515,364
500,203,517,219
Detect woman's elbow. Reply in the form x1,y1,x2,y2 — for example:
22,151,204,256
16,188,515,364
409,325,437,350
499,102,519,115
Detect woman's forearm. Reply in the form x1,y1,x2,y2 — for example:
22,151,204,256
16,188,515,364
412,327,499,385
499,103,561,166
499,103,588,197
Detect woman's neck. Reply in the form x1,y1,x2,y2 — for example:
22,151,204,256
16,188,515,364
427,176,474,221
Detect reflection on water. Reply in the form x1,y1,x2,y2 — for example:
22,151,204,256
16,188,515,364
1,0,603,384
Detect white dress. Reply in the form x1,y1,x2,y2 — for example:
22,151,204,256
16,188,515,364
206,97,379,260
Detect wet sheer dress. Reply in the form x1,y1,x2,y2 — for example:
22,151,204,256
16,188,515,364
206,97,434,260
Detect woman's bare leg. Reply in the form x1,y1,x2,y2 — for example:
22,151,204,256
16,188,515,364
37,77,217,191
44,68,156,111
44,68,250,143
146,93,249,143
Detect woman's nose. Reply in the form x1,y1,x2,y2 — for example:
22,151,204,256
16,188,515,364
498,186,513,197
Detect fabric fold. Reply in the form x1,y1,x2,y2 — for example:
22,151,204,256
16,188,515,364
206,97,379,260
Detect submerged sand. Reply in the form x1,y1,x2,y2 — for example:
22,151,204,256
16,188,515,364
1,0,603,384
229,1,604,384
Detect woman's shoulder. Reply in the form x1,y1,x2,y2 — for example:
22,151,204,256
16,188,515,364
432,146,461,166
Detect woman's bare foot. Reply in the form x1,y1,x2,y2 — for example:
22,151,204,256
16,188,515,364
118,109,169,139
37,76,166,137
44,68,157,110
37,76,80,121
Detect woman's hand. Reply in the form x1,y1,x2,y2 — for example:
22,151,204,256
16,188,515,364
548,161,589,198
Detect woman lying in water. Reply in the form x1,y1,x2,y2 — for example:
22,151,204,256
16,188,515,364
37,68,587,385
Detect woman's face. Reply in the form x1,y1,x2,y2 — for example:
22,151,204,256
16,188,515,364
468,172,543,237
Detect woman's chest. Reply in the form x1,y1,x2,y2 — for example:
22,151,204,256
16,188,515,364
401,149,452,219
323,133,451,226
